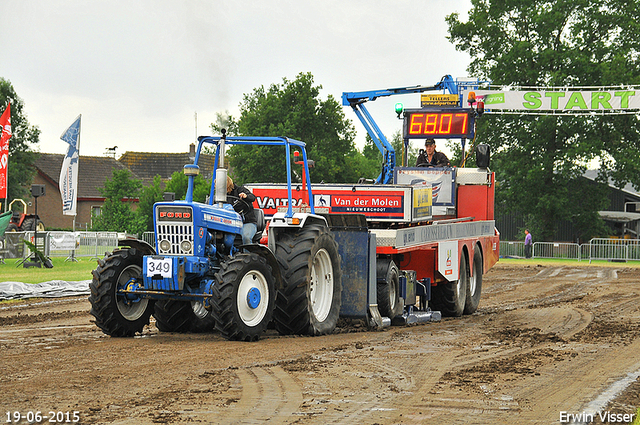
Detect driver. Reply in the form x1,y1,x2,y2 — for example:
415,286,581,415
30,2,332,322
226,176,258,244
415,138,450,167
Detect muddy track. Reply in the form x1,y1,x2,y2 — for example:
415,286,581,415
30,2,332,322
2,263,640,424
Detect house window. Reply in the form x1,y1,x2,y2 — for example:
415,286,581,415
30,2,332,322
91,206,102,217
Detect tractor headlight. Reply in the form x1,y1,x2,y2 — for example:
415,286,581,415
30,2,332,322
159,240,171,252
180,240,192,253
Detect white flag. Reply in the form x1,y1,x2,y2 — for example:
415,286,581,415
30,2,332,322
59,115,81,216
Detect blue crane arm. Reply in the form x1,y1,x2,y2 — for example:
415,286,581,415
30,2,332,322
342,75,458,184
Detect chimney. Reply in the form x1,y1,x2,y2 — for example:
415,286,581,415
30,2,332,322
189,143,195,161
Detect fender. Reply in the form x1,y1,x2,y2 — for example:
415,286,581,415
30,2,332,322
118,238,157,255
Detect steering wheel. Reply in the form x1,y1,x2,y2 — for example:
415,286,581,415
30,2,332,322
417,163,434,167
226,195,252,216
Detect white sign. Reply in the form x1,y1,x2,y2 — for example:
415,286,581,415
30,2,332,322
146,257,172,278
438,241,459,282
49,233,78,251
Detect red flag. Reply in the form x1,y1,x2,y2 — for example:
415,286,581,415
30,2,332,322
0,104,11,199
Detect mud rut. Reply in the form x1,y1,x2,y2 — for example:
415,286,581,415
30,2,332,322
2,263,640,424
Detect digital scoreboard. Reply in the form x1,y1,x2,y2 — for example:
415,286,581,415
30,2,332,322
403,109,475,139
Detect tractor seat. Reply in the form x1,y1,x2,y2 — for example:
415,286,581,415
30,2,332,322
252,209,265,243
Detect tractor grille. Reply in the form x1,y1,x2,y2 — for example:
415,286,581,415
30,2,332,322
155,205,194,255
156,224,194,255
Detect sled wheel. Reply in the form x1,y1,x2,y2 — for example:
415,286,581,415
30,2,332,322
464,248,483,315
212,252,275,341
377,259,402,318
153,300,216,333
274,225,342,336
89,247,153,337
431,252,468,317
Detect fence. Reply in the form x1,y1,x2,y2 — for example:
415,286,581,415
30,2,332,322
2,230,638,263
0,231,121,262
501,238,640,262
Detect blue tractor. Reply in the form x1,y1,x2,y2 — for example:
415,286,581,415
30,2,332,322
88,131,342,341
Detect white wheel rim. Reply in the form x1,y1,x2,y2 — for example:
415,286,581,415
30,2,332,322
310,248,334,322
389,270,397,309
116,264,149,321
237,270,269,327
456,259,466,298
469,253,481,296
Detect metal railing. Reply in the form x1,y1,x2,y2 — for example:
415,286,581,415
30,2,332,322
2,231,638,263
501,238,640,262
0,231,121,261
533,242,580,260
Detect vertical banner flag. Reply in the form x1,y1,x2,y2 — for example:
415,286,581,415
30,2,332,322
0,104,11,199
59,115,81,216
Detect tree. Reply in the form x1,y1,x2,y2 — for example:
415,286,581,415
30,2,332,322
447,0,640,241
92,169,144,234
224,72,360,185
164,170,211,203
135,175,164,232
0,78,40,203
391,131,420,168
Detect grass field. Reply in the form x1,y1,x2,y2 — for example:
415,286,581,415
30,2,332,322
0,257,97,284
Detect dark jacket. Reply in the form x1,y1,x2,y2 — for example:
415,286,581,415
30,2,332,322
415,150,450,167
227,184,257,224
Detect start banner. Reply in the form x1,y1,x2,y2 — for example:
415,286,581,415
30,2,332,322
474,89,640,112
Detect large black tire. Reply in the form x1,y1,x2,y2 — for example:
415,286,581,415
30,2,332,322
22,217,45,232
274,225,342,336
376,259,402,318
89,248,154,337
153,300,216,333
431,252,468,317
5,223,18,232
211,253,276,341
464,248,483,315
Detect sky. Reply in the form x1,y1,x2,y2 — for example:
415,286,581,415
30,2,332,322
0,0,473,160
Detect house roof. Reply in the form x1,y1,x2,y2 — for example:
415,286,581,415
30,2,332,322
117,149,215,185
35,153,137,198
583,169,640,196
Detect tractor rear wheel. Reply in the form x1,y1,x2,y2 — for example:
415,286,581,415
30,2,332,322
431,252,468,317
22,217,45,232
153,300,216,333
274,225,342,336
377,259,402,318
211,253,275,341
89,248,154,336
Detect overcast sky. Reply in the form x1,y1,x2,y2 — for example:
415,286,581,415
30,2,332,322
0,0,472,159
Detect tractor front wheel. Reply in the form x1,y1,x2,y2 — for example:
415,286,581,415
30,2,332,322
89,248,154,337
212,253,276,341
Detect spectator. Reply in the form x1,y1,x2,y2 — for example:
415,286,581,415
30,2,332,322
524,229,533,258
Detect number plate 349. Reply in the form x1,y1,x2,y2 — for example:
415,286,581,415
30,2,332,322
145,256,173,278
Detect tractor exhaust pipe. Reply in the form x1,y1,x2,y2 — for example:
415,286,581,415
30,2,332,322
215,129,228,205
